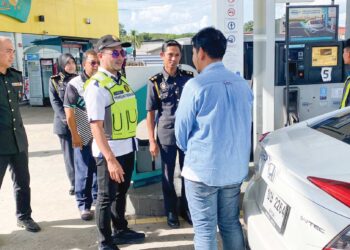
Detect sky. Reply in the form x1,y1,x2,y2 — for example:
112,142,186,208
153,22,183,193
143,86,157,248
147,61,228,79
118,0,347,34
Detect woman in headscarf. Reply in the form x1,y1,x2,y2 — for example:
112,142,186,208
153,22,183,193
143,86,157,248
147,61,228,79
49,53,77,195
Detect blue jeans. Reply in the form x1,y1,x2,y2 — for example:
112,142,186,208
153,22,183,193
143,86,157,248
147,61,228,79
74,145,97,211
185,179,245,250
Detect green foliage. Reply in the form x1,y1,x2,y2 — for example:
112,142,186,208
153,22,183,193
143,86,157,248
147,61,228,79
119,23,127,37
118,23,194,45
244,20,254,32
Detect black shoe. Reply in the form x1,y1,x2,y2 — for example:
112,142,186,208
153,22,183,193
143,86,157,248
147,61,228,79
17,218,41,232
181,210,192,225
69,186,75,196
112,228,145,245
98,245,119,250
167,212,180,229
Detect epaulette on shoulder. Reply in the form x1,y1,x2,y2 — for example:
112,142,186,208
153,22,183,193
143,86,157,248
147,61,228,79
9,67,22,74
179,69,194,77
149,73,163,83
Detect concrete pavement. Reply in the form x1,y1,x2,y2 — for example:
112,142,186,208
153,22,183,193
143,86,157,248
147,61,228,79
0,105,242,250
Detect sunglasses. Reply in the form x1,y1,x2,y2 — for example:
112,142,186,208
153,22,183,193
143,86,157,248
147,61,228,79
103,49,126,58
89,60,99,66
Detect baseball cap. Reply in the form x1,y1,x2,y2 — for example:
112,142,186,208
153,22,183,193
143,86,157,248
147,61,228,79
96,35,132,52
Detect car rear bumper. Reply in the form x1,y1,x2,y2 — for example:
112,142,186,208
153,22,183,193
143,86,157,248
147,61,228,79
243,182,289,250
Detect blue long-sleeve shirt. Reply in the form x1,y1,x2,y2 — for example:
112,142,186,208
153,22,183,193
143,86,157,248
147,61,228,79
175,62,253,186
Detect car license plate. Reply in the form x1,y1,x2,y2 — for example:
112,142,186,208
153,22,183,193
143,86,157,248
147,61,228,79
262,186,290,234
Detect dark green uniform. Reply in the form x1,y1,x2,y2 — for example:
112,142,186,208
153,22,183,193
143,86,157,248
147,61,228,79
0,67,32,220
0,67,27,154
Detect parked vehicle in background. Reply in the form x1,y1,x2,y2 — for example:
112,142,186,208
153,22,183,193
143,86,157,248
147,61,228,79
243,107,350,250
306,19,324,33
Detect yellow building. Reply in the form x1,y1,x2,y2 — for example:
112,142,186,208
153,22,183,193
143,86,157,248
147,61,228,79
0,0,120,38
0,0,121,106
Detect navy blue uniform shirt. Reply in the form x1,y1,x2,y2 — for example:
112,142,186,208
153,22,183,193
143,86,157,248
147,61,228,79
146,67,193,145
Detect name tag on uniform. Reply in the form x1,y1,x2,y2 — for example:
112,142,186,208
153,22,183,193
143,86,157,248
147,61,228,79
12,82,23,87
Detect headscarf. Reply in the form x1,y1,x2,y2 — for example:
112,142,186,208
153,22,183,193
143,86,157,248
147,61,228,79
58,53,76,74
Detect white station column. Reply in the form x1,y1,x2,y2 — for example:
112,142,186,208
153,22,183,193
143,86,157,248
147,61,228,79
212,0,244,75
253,0,276,154
14,33,24,72
346,0,350,39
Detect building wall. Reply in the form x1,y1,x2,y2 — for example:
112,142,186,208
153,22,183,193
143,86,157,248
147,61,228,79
0,0,119,38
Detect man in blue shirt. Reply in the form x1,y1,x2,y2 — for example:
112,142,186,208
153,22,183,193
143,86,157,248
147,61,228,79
175,27,253,250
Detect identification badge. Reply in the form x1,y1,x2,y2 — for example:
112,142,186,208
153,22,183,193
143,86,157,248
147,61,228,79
160,82,169,92
12,82,23,87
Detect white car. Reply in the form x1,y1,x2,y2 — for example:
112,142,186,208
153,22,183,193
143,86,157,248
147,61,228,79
305,19,324,33
243,108,350,250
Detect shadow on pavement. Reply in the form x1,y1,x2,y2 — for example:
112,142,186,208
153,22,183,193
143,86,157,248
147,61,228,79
0,219,198,250
29,149,63,158
0,218,98,250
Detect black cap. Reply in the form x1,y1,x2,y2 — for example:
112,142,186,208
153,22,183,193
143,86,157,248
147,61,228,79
96,35,131,52
344,38,350,49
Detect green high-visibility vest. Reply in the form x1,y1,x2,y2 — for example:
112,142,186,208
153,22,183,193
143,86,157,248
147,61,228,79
84,71,138,140
340,76,350,108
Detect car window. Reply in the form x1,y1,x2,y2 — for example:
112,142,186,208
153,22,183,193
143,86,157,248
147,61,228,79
312,112,350,144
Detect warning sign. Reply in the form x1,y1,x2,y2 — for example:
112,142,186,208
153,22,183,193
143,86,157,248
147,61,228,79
227,8,236,17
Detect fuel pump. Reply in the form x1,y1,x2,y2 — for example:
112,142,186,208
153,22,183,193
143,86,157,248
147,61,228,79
272,4,346,129
274,41,346,128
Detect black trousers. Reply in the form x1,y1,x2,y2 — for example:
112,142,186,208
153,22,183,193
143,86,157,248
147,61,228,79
58,133,75,188
158,144,188,215
95,152,135,248
0,150,32,220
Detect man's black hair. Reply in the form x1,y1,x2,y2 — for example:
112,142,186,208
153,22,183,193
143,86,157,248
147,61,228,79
344,38,350,49
191,27,227,59
82,49,97,64
161,39,182,52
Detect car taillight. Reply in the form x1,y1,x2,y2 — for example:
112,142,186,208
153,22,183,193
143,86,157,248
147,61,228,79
259,132,270,142
307,177,350,208
323,225,350,250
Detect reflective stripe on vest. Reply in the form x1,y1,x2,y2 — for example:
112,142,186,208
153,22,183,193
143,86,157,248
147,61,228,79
340,76,350,108
85,72,138,140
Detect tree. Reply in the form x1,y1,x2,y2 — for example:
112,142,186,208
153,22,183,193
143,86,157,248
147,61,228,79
244,21,254,32
130,30,142,49
119,23,127,37
140,32,152,41
128,30,143,61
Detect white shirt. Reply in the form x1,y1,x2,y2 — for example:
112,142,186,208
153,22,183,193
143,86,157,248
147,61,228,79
84,67,137,157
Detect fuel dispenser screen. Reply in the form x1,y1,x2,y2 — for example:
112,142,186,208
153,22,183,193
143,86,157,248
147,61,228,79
312,46,338,67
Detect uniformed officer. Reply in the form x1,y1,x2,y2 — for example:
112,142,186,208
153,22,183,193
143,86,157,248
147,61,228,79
340,38,350,108
49,53,77,195
84,34,145,250
146,40,194,228
0,36,41,232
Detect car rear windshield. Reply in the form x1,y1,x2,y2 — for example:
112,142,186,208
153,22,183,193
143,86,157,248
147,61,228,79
312,112,350,144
